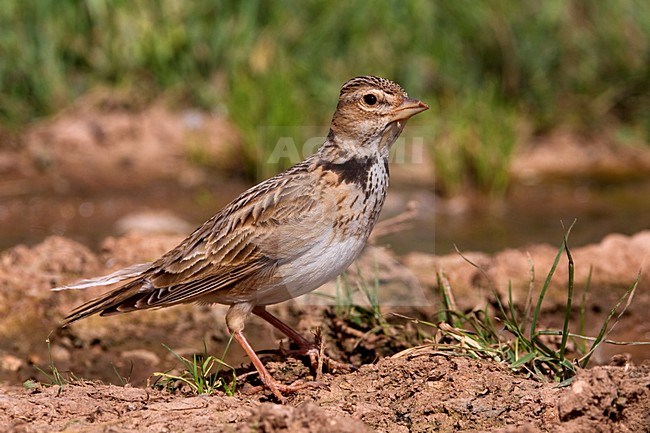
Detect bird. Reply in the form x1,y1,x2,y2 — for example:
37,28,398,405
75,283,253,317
54,75,429,401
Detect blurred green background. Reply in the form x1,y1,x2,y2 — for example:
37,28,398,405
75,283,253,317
1,0,649,194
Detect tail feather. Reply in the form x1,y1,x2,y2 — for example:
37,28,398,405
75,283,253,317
55,262,153,326
60,278,147,326
53,262,152,291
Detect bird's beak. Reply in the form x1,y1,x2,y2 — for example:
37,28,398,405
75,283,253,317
391,98,429,122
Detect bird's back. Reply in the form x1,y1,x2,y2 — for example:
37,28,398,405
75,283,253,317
57,74,426,326
59,149,389,322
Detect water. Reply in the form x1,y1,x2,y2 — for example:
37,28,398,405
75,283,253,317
0,179,248,252
1,178,649,256
383,179,650,256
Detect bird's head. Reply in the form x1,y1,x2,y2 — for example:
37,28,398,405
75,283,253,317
327,76,429,159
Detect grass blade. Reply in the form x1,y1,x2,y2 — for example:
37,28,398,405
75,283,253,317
530,220,576,340
558,228,574,367
579,273,640,367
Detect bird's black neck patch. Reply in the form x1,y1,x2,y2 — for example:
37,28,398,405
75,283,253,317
321,156,376,186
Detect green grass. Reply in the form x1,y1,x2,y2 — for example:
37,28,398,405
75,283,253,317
397,224,643,383
153,340,237,395
2,1,649,191
327,223,646,383
328,266,421,363
431,83,518,195
28,334,72,389
28,334,134,389
334,266,386,329
29,334,236,396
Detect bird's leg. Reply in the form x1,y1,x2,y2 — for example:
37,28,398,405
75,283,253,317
253,306,313,347
252,306,353,374
231,330,312,403
227,303,310,402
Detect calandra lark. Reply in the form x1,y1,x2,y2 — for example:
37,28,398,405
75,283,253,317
55,75,428,401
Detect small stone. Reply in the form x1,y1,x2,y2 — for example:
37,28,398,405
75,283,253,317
0,353,23,372
121,349,160,366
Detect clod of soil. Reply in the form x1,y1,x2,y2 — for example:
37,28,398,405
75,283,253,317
2,93,242,194
1,354,648,432
1,230,649,431
511,129,650,182
404,230,650,363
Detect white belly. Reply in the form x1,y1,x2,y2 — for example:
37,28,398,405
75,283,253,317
254,234,366,305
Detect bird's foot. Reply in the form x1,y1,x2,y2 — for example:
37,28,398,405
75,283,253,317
278,333,356,379
243,375,324,404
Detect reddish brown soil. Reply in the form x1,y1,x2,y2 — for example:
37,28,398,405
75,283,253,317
1,232,649,432
2,354,649,432
1,92,241,193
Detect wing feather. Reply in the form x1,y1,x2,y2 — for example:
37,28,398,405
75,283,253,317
60,157,336,324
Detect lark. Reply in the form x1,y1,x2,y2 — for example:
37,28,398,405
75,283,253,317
55,76,428,401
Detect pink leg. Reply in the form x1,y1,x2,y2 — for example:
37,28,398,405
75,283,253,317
253,306,313,347
232,330,310,403
252,306,353,374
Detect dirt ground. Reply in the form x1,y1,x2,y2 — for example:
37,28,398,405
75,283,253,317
1,101,650,432
1,355,649,433
0,231,649,432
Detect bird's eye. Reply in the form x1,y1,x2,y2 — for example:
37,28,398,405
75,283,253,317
363,94,377,105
